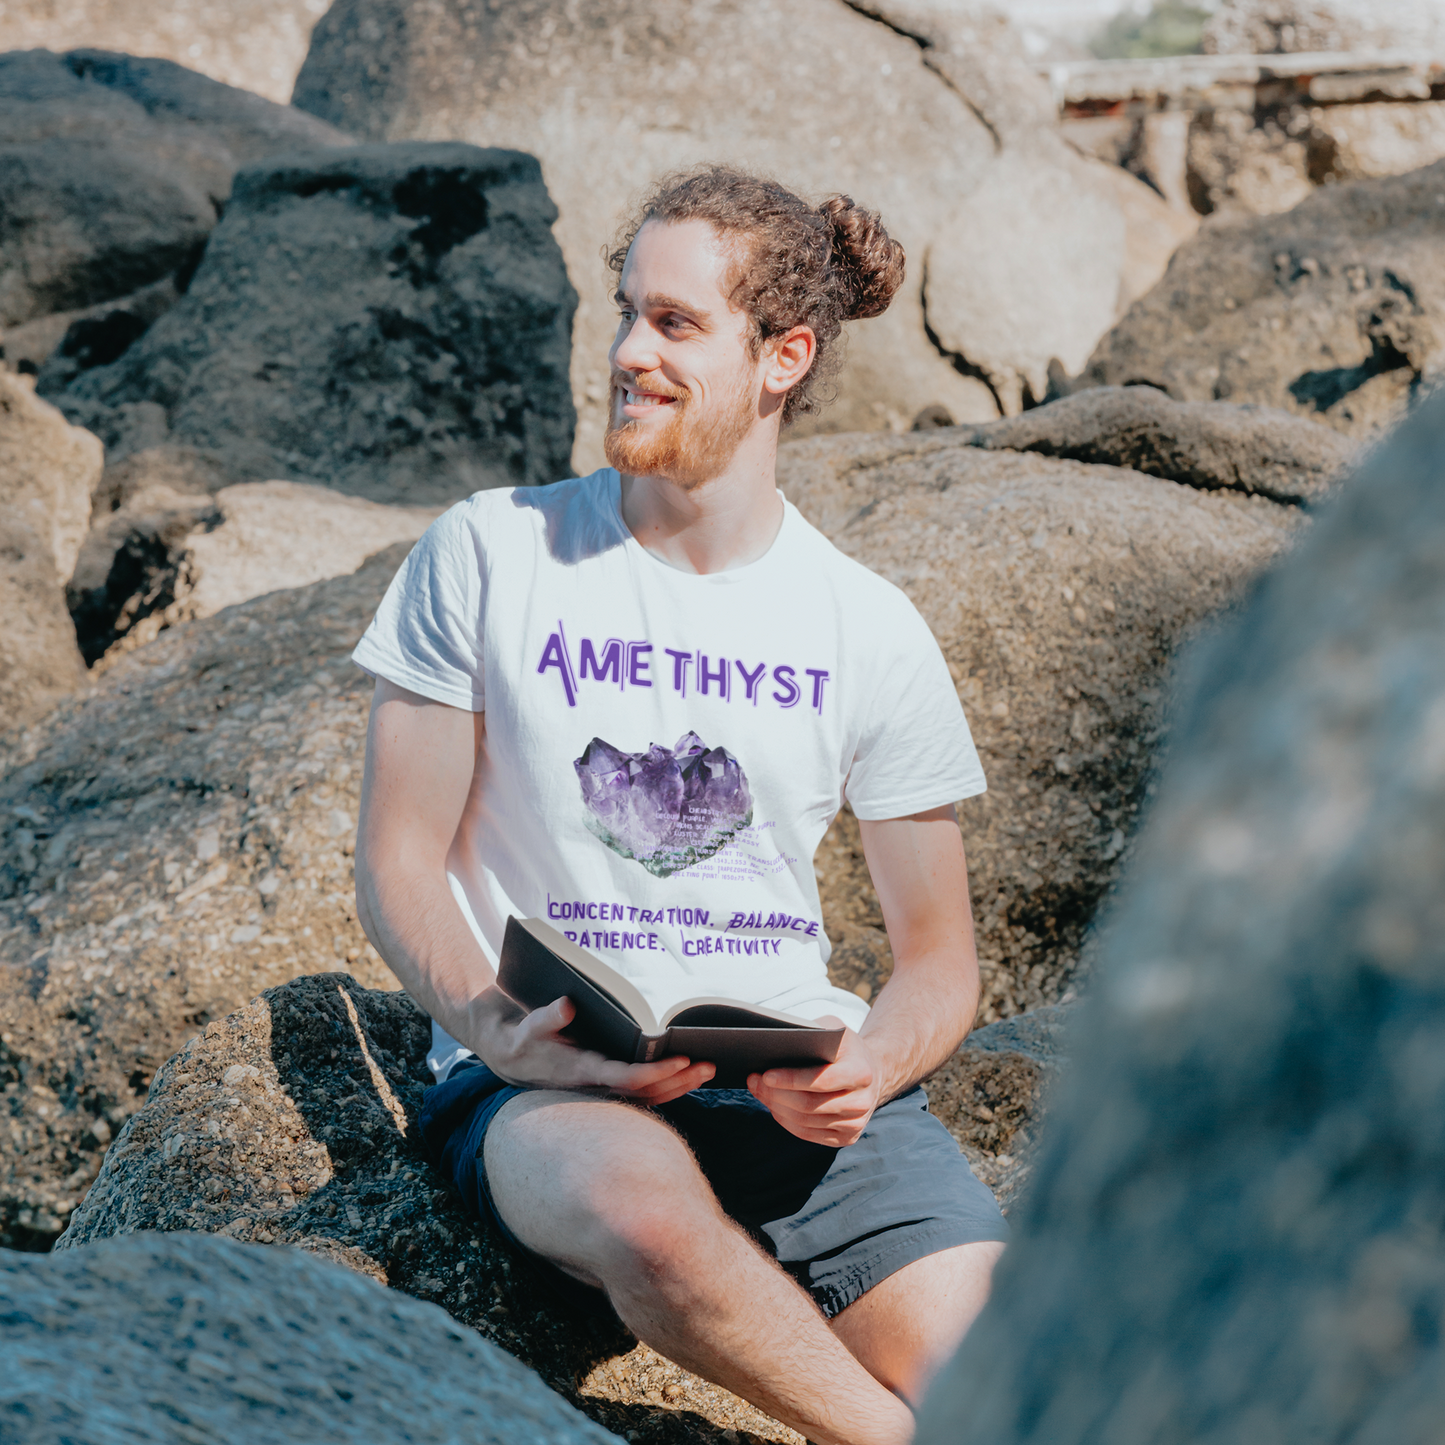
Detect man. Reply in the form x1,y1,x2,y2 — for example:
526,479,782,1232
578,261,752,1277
353,166,1006,1445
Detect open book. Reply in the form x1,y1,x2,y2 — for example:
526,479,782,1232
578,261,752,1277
497,916,845,1089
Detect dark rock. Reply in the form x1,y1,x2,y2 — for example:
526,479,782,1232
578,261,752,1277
58,974,808,1444
1082,159,1445,437
51,142,578,505
965,385,1357,504
0,49,350,336
6,1230,621,1444
917,391,1445,1440
780,432,1303,1019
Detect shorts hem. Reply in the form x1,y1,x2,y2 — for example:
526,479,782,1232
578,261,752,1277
808,1219,1009,1320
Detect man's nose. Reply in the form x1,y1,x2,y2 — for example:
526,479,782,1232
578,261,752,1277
611,315,660,377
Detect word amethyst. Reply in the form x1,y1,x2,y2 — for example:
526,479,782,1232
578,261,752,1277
574,732,753,878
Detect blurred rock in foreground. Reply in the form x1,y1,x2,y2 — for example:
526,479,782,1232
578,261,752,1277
4,1230,620,1444
918,385,1445,1442
50,143,577,505
1084,159,1445,437
59,973,1060,1444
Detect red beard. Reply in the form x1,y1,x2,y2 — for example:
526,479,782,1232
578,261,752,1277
604,367,757,490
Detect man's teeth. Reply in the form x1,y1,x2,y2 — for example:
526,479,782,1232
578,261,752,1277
626,390,670,406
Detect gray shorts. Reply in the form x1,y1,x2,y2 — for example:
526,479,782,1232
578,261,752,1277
420,1062,1009,1318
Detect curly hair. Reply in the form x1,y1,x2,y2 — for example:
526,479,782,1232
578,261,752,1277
607,166,906,424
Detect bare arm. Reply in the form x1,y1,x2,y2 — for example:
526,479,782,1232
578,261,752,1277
747,804,979,1145
354,678,712,1100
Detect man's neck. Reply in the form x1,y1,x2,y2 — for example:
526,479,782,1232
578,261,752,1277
618,433,784,576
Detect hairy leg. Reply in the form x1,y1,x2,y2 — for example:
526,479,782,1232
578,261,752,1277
484,1091,916,1445
830,1240,1006,1410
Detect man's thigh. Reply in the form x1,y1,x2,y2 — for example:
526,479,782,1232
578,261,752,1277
483,1089,722,1286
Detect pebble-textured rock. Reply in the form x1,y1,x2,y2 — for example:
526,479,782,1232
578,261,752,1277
1082,159,1445,437
780,433,1303,1019
4,1230,623,1445
0,545,410,1250
52,142,577,506
59,972,1060,1444
963,385,1356,504
917,383,1445,1442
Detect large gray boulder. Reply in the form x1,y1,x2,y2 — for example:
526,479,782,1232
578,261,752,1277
917,392,1445,1440
780,432,1303,1020
0,1,336,105
293,0,1149,470
5,1230,621,1445
1083,160,1445,437
59,972,1057,1444
0,371,99,728
0,49,349,347
48,143,577,504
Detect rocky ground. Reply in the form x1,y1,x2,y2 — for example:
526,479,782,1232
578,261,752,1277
57,971,1066,1445
5,1230,620,1444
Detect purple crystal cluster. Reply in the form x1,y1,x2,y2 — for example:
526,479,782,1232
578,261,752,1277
574,731,753,877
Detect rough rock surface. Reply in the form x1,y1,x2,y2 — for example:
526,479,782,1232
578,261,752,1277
0,49,349,340
917,365,1445,1445
0,1,337,106
50,143,577,505
1203,0,1445,53
0,547,409,1249
59,973,1061,1444
0,371,99,727
1083,160,1445,437
293,0,1140,467
780,432,1304,1020
5,1232,621,1445
964,385,1357,504
68,478,440,665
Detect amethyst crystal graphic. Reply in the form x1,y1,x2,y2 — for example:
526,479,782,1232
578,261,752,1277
575,731,753,877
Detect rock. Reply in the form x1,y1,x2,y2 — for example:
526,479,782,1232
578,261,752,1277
60,973,1058,1443
1082,159,1445,437
1203,0,1445,53
0,371,99,727
49,142,578,505
68,478,441,665
779,431,1304,1019
0,545,410,1249
964,385,1357,504
58,973,801,1445
916,360,1445,1445
0,2,338,106
293,0,1142,468
5,1230,621,1444
0,49,350,344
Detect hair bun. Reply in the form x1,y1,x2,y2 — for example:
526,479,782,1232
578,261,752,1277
818,194,906,321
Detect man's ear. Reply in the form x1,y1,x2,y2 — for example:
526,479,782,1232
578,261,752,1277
762,325,816,397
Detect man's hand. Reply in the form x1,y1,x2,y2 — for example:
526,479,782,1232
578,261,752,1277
746,1020,882,1146
474,986,715,1103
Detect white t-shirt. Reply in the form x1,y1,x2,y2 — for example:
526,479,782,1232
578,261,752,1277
353,470,987,1081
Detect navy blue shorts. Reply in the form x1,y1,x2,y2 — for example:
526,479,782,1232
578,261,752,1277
419,1062,1009,1319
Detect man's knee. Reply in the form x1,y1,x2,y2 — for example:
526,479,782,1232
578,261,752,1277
484,1093,722,1283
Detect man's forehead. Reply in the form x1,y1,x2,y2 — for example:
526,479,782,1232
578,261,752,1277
616,218,737,314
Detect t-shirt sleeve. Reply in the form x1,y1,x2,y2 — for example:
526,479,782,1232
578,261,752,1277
351,500,488,712
843,595,986,820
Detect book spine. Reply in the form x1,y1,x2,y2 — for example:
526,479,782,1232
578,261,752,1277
641,1036,663,1063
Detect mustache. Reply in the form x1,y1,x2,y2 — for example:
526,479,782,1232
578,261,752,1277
611,370,688,402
